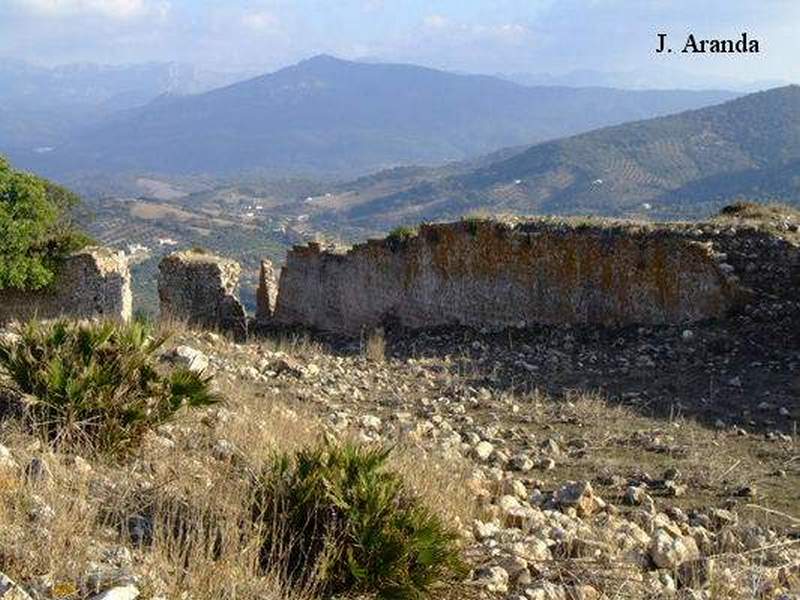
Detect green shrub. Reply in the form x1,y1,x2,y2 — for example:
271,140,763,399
719,200,762,216
252,441,465,599
461,215,488,236
0,319,219,454
0,156,91,291
386,225,417,250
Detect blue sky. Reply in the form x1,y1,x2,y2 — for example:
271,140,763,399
1,0,797,88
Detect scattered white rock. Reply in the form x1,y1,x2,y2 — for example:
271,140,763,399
162,346,209,373
473,519,501,541
473,565,509,593
649,528,700,569
625,485,647,506
0,445,17,472
510,453,534,472
553,481,605,517
0,570,33,600
538,457,556,471
359,415,382,431
211,439,236,461
524,581,567,599
89,585,140,600
473,440,494,461
540,438,562,457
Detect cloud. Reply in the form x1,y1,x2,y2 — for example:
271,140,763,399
478,23,530,43
241,10,280,31
422,14,448,30
10,0,170,20
1,0,797,87
422,14,530,41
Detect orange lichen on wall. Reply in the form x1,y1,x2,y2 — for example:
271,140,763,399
273,218,749,334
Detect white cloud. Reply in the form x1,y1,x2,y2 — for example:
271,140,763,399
479,23,530,43
241,10,280,31
422,15,531,43
12,0,170,20
422,14,448,30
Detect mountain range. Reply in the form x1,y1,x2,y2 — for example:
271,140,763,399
320,85,800,227
501,67,786,93
6,55,738,179
0,59,254,151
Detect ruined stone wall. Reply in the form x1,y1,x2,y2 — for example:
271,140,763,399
158,250,247,340
0,247,132,324
256,259,279,324
271,220,748,335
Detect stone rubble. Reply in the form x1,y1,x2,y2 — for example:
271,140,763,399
116,320,795,600
1,209,799,599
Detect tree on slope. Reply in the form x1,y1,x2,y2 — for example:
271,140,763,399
0,156,89,290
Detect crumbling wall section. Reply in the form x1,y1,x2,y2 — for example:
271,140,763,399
0,247,132,325
158,250,247,340
256,259,279,324
272,221,749,335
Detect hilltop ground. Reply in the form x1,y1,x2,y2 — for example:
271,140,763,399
0,204,799,599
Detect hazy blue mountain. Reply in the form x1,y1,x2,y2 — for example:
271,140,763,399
327,86,800,226
501,67,787,93
13,55,738,178
0,59,252,151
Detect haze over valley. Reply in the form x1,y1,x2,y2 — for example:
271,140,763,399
1,53,792,312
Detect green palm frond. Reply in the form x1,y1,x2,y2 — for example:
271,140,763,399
251,441,464,598
0,318,222,456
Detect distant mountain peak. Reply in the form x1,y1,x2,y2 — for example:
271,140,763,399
10,56,739,179
306,53,343,62
298,54,349,67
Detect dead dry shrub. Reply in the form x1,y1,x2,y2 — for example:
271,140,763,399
364,327,386,363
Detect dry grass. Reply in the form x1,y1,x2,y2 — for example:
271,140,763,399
0,448,101,589
716,200,800,221
363,327,386,363
390,442,478,529
153,313,242,345
715,200,800,239
2,319,798,599
0,350,472,599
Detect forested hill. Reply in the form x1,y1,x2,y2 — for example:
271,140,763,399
327,85,800,226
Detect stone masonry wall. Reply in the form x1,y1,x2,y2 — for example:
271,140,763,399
158,250,247,340
0,247,132,325
271,220,750,335
256,259,279,324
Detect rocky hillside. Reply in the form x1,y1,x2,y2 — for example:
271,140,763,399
0,204,798,599
2,297,799,598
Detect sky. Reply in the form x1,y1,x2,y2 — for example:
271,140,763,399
0,0,798,88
